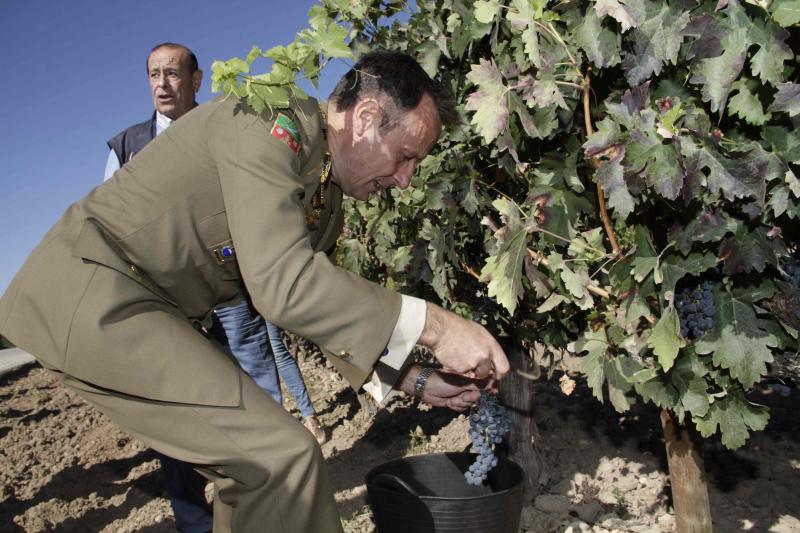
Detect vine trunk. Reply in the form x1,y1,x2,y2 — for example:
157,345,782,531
501,341,544,499
660,409,713,533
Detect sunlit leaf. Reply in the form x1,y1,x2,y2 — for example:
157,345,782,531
648,306,686,371
465,59,509,143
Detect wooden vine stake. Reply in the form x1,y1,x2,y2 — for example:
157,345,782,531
660,409,713,532
500,339,544,499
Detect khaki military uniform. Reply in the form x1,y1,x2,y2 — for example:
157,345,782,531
0,96,401,532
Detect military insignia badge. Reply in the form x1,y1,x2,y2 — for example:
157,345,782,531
271,113,301,155
212,245,236,264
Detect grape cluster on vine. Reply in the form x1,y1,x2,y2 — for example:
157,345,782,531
465,392,512,485
675,279,717,339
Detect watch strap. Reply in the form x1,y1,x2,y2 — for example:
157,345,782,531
414,366,436,399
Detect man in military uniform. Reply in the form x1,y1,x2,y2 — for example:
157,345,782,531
0,51,509,532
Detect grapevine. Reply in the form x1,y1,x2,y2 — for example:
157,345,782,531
217,0,800,455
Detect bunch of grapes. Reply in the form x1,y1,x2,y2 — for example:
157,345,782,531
675,279,717,339
464,392,513,486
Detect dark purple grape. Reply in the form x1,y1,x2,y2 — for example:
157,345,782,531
676,277,717,339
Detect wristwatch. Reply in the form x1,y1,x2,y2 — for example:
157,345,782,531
414,366,436,399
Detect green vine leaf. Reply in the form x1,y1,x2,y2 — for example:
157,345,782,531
307,4,330,29
672,353,711,418
507,0,543,67
593,0,645,32
728,79,772,125
648,306,686,371
518,75,569,110
596,158,635,219
474,0,501,24
537,293,567,312
770,0,800,26
574,7,622,68
769,82,800,116
692,140,774,204
631,256,657,282
574,330,634,412
694,391,769,449
670,210,735,255
584,117,622,156
659,252,718,296
636,351,712,423
621,2,690,86
571,329,610,401
689,24,748,116
748,18,793,86
549,254,589,299
719,224,779,274
762,126,800,166
481,228,527,316
465,59,509,143
301,22,351,58
694,288,778,389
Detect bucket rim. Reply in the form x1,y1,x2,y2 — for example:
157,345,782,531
365,451,524,502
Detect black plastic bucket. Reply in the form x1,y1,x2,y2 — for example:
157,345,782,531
365,452,524,533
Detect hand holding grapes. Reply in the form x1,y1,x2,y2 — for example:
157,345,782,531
417,302,509,385
398,365,490,411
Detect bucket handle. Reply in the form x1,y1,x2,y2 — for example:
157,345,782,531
371,473,421,497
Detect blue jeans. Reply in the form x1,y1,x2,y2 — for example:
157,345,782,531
267,321,315,417
157,453,212,533
214,300,316,417
213,300,281,403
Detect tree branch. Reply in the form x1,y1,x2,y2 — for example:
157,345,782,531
583,70,621,256
527,249,612,300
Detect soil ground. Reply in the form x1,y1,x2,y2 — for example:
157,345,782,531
1,350,798,532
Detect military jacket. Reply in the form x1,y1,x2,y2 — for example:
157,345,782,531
0,96,401,405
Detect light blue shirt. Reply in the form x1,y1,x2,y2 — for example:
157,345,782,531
103,112,173,181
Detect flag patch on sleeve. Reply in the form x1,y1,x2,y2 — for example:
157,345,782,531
271,113,301,155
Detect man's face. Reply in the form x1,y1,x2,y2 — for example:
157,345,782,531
147,46,202,120
330,93,442,201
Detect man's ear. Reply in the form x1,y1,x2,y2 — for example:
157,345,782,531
352,98,381,138
193,69,203,93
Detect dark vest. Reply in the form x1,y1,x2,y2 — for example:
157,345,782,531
107,112,157,166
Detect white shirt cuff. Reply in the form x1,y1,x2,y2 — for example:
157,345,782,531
361,295,426,404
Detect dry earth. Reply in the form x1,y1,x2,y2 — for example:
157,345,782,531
1,350,799,533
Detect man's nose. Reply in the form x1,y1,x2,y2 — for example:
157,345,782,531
156,73,168,88
393,161,416,189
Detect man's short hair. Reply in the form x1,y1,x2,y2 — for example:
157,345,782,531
330,50,458,128
147,42,199,73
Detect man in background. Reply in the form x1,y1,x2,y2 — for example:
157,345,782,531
104,42,202,179
104,42,211,533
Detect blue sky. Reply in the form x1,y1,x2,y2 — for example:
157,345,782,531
0,0,351,294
